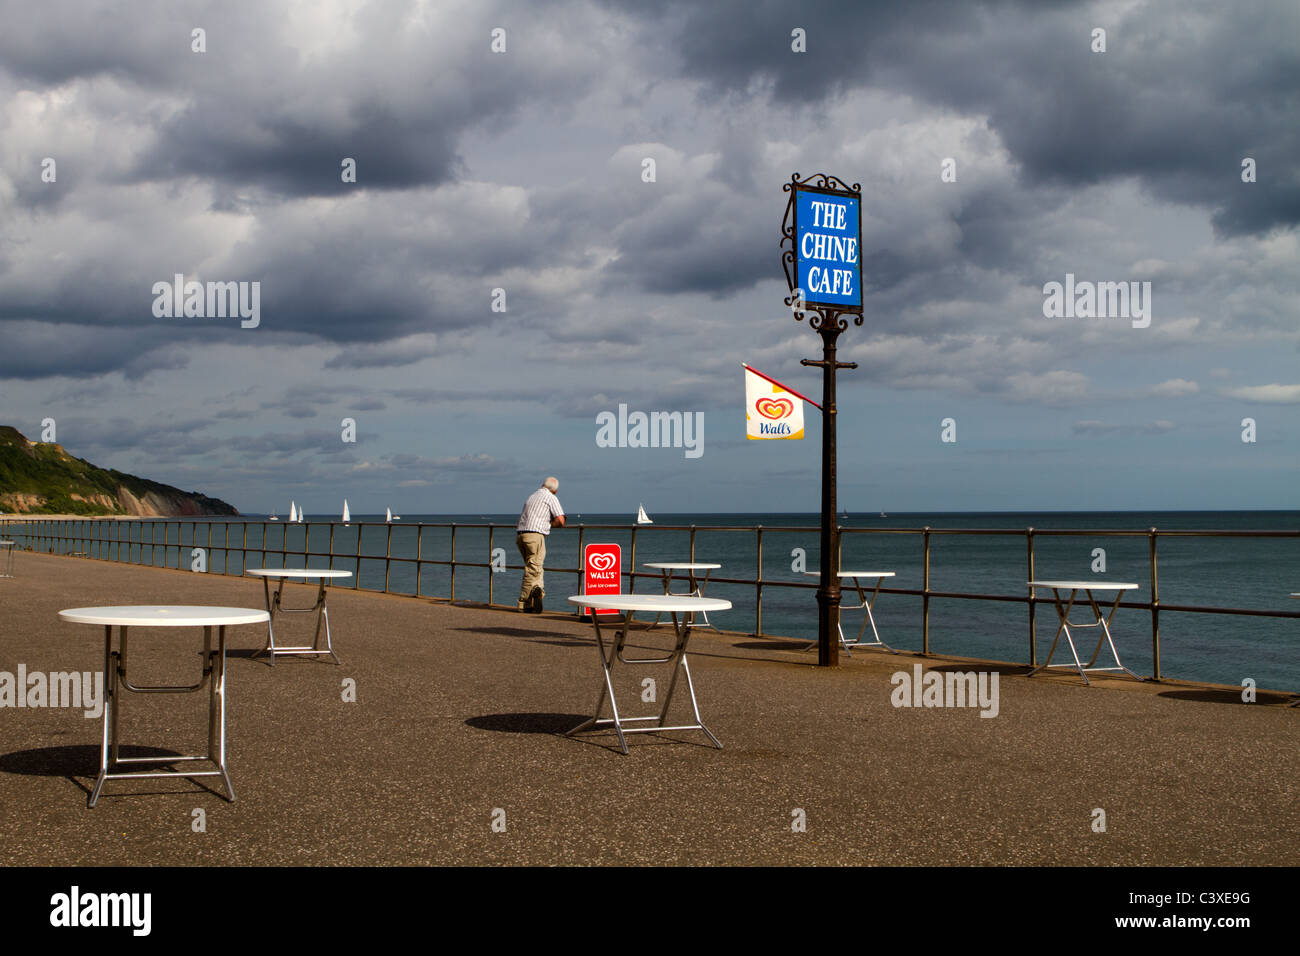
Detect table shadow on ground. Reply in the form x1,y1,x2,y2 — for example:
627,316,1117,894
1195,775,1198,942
1158,688,1297,707
928,663,1035,677
453,625,590,647
0,744,232,800
465,713,723,755
465,712,591,734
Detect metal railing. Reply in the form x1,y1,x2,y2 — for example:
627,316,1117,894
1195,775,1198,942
4,517,1299,681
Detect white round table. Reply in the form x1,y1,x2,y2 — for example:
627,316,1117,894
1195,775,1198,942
246,568,353,665
0,539,15,578
1027,581,1144,685
803,571,897,655
643,562,722,630
58,605,270,808
566,593,731,755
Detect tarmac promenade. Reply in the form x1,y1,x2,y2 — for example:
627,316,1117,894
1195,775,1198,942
1,551,1296,866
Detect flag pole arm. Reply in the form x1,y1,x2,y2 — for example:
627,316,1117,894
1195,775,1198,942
741,362,823,410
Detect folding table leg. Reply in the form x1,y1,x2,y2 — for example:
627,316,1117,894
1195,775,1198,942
1029,590,1086,681
260,577,278,666
1089,591,1144,681
678,656,722,749
112,627,125,762
1061,619,1090,685
210,626,235,801
89,625,114,809
655,613,690,720
566,614,629,754
655,614,721,749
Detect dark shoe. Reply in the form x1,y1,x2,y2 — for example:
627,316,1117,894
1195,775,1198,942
529,586,543,612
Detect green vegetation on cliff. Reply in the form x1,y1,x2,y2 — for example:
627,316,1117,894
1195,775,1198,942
0,425,239,516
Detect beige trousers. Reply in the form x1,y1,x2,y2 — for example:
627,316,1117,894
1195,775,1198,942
516,532,546,605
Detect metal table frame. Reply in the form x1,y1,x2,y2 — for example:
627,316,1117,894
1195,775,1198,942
802,571,897,656
644,562,721,631
566,595,728,755
248,570,351,666
0,540,14,578
1028,581,1145,685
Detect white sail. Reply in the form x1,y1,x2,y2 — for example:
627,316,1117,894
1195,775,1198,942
386,507,391,522
636,503,652,525
289,501,297,522
342,499,350,523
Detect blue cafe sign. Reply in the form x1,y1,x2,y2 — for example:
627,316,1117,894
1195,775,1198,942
793,186,862,310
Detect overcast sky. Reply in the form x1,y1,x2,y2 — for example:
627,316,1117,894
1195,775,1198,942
1,0,1296,515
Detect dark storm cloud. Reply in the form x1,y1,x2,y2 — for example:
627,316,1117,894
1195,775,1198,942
0,0,590,200
615,0,1300,237
0,322,189,380
56,414,219,462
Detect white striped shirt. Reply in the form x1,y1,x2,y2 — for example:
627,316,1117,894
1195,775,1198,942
516,488,564,535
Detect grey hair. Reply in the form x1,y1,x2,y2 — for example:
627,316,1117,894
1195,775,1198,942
543,476,559,493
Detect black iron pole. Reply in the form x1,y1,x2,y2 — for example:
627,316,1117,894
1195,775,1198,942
802,317,856,666
816,324,841,666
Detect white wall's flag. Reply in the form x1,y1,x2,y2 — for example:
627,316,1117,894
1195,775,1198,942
744,364,809,440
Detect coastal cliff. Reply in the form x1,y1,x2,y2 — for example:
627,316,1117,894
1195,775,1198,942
0,425,238,517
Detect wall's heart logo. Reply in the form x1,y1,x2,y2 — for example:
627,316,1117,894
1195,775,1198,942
756,397,794,420
589,553,616,572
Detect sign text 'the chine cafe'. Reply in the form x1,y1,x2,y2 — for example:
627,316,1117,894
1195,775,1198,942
794,187,862,310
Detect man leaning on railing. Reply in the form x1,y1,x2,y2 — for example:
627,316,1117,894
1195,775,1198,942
515,477,565,613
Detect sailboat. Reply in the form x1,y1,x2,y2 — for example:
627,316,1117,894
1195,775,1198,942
342,499,351,524
636,503,653,525
269,512,278,521
386,507,401,522
288,501,298,523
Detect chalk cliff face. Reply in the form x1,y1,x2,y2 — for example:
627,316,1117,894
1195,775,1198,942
0,425,239,517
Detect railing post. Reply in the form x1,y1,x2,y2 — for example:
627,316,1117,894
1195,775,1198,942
628,525,636,595
449,524,457,604
353,521,362,587
1027,527,1037,666
922,527,931,655
1149,527,1160,680
384,523,393,593
328,523,336,572
415,524,424,597
689,525,696,564
755,526,764,636
575,524,584,615
488,525,495,606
